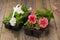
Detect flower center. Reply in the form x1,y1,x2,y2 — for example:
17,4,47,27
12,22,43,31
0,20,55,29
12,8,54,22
41,20,46,26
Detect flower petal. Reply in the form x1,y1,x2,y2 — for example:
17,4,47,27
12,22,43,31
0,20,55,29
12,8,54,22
9,17,16,26
28,15,36,24
38,17,48,28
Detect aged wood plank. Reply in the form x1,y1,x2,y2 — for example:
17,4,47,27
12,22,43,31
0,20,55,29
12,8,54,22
41,0,59,40
0,0,59,40
50,0,60,40
53,0,60,4
1,0,21,40
0,0,5,40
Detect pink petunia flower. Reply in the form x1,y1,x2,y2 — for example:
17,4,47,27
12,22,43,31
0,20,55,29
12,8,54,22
31,9,35,15
53,6,58,11
38,17,48,28
28,15,36,24
53,6,59,14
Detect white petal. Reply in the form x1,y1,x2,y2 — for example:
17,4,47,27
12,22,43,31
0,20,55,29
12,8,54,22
28,7,32,11
19,10,24,14
16,7,24,14
9,17,16,26
13,5,24,14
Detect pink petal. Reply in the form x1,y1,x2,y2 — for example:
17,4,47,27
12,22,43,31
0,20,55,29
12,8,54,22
38,17,48,28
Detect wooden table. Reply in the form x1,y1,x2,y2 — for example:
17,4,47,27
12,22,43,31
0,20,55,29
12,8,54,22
0,0,60,40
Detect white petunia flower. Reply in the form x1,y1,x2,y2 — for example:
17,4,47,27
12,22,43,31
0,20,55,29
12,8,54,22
9,4,24,26
13,5,24,14
9,17,16,26
28,7,32,11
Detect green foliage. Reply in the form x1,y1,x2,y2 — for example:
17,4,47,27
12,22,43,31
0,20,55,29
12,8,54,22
24,21,32,28
15,12,24,27
34,22,39,28
3,12,13,24
24,8,54,29
35,8,54,21
3,5,29,27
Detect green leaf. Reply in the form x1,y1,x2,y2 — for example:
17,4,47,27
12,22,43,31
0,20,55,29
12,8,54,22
24,21,32,28
34,22,39,29
3,12,13,24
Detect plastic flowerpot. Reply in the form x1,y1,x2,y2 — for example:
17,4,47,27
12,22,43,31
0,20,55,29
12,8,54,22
24,28,43,37
32,29,42,37
24,28,33,36
4,23,12,29
43,25,49,33
11,23,23,31
33,26,49,37
24,25,49,37
3,22,23,31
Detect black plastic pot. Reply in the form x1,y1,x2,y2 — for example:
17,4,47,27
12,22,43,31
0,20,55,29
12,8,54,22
24,28,33,36
24,26,49,37
33,29,42,37
24,28,42,37
3,23,23,31
11,23,23,31
4,23,12,30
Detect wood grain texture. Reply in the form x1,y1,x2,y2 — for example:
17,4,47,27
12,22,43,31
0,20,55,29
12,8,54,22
41,0,59,40
50,0,60,40
0,0,59,40
1,0,21,40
